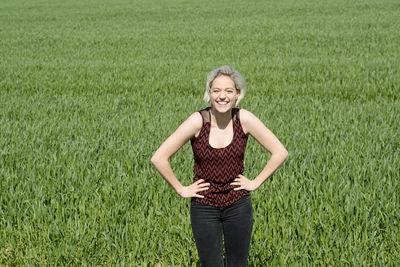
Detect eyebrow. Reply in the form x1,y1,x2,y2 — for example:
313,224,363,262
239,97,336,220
211,87,235,90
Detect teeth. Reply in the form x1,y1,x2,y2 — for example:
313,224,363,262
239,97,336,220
218,101,227,105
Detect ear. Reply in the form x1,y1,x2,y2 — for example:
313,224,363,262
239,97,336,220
236,88,241,97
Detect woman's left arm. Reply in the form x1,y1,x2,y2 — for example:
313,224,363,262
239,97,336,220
231,109,289,191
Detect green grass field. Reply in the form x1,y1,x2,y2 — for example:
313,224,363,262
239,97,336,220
1,0,399,265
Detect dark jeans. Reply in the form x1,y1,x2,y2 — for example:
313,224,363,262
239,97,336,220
190,196,253,267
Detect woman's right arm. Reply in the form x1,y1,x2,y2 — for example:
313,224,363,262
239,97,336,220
151,112,210,198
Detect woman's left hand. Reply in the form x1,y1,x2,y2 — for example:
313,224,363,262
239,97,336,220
231,174,259,192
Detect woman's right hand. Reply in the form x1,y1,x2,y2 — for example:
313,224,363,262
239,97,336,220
178,179,210,198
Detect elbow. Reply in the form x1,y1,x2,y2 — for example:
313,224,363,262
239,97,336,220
283,150,289,161
279,149,289,161
151,154,160,166
151,152,167,166
271,149,288,162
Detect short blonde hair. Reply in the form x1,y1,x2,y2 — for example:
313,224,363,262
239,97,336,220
203,65,246,107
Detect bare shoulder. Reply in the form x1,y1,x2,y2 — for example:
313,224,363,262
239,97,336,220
186,111,203,127
239,108,258,122
152,111,203,160
239,109,264,134
180,111,203,138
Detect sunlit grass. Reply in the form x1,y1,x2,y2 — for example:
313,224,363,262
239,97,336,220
0,0,399,265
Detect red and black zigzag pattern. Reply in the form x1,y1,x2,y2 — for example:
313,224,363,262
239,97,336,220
190,108,249,207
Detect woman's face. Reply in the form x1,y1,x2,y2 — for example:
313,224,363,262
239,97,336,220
209,75,240,113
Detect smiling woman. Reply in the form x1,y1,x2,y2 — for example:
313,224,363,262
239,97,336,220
209,75,239,114
204,65,246,108
151,66,288,267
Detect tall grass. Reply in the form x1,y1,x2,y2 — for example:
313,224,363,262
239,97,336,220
0,0,399,265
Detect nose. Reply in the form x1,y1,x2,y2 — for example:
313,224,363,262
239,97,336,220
219,91,226,99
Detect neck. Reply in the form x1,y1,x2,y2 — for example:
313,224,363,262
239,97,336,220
210,107,232,129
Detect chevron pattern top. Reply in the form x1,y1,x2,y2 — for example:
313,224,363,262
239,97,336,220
190,107,249,207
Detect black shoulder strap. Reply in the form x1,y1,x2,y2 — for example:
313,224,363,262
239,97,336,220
199,107,211,123
232,108,240,121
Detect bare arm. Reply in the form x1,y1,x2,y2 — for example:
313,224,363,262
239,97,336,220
231,109,289,191
151,112,209,198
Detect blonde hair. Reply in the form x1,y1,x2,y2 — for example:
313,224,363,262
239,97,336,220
203,65,246,107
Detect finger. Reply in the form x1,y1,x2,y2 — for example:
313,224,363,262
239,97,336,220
195,179,205,184
233,187,243,191
238,175,247,180
193,194,204,198
197,187,209,192
198,185,209,190
230,182,239,186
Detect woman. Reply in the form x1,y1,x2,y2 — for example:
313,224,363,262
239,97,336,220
151,66,288,266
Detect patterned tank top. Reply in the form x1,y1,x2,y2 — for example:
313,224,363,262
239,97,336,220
191,107,249,207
